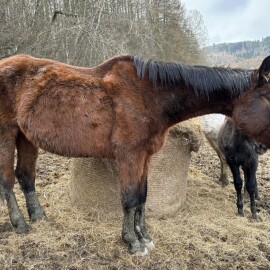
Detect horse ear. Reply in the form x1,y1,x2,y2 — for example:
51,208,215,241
258,55,270,86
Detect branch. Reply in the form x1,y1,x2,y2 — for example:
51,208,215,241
52,11,78,23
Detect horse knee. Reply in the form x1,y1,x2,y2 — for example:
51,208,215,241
0,170,16,191
121,189,142,211
0,155,15,191
15,169,36,193
139,179,147,205
245,180,256,195
233,177,243,192
121,180,147,211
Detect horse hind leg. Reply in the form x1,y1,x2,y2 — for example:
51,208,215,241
254,178,260,201
15,132,47,222
205,138,229,186
0,126,30,233
218,153,230,187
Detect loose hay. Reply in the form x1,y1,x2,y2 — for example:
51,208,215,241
70,118,203,219
0,138,270,269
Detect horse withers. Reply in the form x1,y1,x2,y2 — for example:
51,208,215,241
1,53,270,255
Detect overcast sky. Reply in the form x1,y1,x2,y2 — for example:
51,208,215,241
181,0,270,45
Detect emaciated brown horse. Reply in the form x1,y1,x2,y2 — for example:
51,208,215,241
0,54,270,256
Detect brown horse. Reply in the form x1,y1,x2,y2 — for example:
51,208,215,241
0,54,270,256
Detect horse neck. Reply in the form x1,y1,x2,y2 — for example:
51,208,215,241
160,84,242,126
133,57,254,128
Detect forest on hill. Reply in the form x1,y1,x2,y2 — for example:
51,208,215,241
205,36,270,68
3,0,268,69
0,0,207,66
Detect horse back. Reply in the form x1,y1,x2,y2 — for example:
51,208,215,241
0,54,167,158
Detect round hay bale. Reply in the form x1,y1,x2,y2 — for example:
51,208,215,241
70,118,203,220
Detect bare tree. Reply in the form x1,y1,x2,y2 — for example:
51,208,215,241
0,0,207,65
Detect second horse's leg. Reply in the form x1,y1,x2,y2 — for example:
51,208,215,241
228,162,244,216
15,132,47,222
254,177,260,201
218,153,230,187
243,166,258,220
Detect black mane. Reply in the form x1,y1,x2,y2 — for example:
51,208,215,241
133,56,253,97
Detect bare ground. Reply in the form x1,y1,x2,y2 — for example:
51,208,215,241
1,138,270,270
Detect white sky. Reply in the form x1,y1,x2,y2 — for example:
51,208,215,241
181,0,270,45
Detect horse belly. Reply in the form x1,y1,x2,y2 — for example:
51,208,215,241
19,116,113,157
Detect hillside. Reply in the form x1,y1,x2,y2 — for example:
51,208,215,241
205,36,270,68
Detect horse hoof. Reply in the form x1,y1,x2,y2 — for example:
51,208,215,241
134,247,148,257
129,240,148,256
255,195,261,201
145,240,155,251
220,181,229,188
251,215,261,222
14,223,31,234
237,210,244,217
30,213,48,222
219,176,229,187
139,237,155,251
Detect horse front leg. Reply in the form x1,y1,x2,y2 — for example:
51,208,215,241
122,205,147,255
4,189,31,233
0,128,30,233
243,167,258,220
134,202,155,251
118,153,152,256
15,133,47,222
134,156,155,251
228,162,244,216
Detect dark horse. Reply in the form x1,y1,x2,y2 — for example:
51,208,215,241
218,117,267,219
1,54,270,256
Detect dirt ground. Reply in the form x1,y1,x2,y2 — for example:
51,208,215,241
1,135,270,270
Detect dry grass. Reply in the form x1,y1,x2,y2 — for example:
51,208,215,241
0,141,270,269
